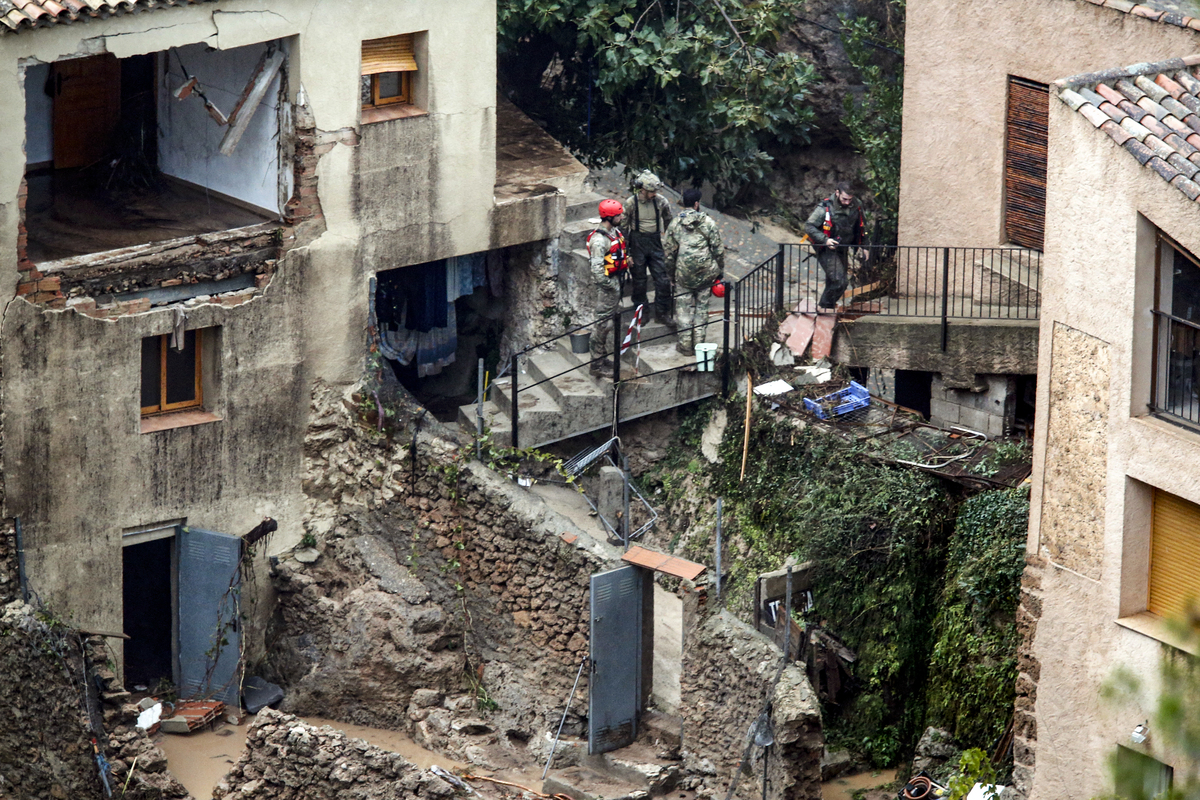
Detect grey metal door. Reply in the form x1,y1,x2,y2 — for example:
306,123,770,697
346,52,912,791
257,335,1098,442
588,564,642,754
177,526,242,706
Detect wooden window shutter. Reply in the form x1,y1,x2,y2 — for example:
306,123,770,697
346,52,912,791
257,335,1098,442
362,34,417,75
1149,488,1200,619
1004,76,1049,251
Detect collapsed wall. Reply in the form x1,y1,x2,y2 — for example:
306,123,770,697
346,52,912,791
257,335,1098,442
681,589,823,800
264,382,612,763
214,708,455,800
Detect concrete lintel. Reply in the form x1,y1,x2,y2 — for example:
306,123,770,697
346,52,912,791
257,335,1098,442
831,316,1039,385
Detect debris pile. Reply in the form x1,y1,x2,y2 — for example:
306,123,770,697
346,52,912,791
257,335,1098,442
213,708,457,800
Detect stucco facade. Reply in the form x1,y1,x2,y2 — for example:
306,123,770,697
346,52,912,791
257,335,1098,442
0,0,565,685
1023,58,1200,800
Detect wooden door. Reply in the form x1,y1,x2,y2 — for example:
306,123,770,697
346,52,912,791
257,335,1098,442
51,54,121,169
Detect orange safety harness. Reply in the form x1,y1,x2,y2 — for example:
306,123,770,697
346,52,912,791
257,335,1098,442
821,198,865,243
586,226,631,276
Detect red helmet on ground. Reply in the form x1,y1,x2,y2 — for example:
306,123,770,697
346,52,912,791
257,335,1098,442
598,199,624,219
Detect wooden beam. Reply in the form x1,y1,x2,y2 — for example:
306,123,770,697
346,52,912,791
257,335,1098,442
219,47,286,156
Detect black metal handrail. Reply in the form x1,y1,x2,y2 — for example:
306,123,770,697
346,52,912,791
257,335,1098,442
504,241,1042,447
1150,309,1200,429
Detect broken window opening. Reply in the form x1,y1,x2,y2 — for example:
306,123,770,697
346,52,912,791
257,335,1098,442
371,251,506,422
141,329,204,416
1151,232,1200,429
23,40,286,265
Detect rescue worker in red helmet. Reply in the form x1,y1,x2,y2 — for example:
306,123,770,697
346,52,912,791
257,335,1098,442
586,199,630,374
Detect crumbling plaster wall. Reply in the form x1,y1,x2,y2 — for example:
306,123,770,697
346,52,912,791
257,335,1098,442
1019,83,1200,800
0,0,508,659
898,0,1199,248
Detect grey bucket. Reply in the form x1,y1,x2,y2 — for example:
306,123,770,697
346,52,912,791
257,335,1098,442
570,332,591,354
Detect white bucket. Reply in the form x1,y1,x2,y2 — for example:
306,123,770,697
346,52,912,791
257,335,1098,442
695,343,717,372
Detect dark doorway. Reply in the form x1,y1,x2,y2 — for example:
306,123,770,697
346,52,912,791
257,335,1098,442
1015,374,1037,434
123,536,174,690
894,369,933,419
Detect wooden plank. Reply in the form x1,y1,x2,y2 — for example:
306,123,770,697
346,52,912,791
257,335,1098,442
219,47,286,156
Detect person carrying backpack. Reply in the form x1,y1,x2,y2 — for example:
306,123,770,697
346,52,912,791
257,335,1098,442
664,189,724,356
587,198,630,373
804,182,867,311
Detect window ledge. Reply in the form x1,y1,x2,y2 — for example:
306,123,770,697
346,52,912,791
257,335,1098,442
140,410,221,434
1115,612,1199,655
362,104,427,124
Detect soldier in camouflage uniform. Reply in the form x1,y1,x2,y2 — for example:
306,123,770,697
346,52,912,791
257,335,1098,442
804,182,867,310
587,199,629,373
665,189,724,356
624,170,675,324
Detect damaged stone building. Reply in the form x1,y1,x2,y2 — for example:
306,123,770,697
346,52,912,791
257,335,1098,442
0,2,826,799
895,0,1200,799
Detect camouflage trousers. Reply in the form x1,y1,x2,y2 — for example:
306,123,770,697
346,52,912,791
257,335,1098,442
591,276,622,359
675,288,712,352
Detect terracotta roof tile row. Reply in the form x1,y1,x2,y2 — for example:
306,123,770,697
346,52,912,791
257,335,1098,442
0,0,214,33
1079,0,1200,31
1058,55,1200,204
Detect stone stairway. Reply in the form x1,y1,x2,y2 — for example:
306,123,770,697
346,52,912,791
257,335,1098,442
458,302,720,449
971,249,1042,309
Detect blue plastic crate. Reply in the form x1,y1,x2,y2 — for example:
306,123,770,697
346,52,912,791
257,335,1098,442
804,381,870,420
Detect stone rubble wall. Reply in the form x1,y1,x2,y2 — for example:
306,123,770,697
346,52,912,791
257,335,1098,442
266,382,616,767
1011,554,1044,800
680,591,823,800
0,603,186,800
214,707,455,800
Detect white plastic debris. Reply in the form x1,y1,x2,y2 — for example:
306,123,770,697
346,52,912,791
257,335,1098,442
965,785,1004,800
768,343,795,366
753,379,794,397
136,702,163,731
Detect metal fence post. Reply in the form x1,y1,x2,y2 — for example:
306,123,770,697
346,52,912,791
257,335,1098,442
940,247,950,352
476,358,484,461
715,497,723,603
612,308,622,386
774,246,785,314
510,352,519,449
722,283,732,398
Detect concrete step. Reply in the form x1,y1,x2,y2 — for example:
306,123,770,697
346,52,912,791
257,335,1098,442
564,191,609,223
526,346,609,417
456,398,512,442
971,250,1042,307
562,218,599,250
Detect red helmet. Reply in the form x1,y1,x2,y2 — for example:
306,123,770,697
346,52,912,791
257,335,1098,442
598,199,624,219
712,279,726,298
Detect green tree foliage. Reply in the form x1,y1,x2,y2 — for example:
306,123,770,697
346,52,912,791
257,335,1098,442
710,409,956,765
926,489,1029,752
498,0,818,201
840,5,904,246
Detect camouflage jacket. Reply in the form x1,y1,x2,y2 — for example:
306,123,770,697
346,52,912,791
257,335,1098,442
665,209,724,289
624,192,673,235
588,225,626,283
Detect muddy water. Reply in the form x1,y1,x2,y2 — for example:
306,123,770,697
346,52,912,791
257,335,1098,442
821,769,898,800
158,714,468,800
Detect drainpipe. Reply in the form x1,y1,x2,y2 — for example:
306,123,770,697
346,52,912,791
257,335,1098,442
14,516,28,603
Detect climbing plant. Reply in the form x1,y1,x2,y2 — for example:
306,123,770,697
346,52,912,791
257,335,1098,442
925,488,1027,753
498,0,818,202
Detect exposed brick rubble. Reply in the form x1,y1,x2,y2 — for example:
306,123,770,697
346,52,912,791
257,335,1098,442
680,590,823,800
213,707,456,800
1010,554,1045,800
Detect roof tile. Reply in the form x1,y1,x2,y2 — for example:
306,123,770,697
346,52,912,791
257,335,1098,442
1184,116,1200,135
0,0,212,33
1131,4,1165,19
1175,70,1200,97
1119,116,1153,140
1119,99,1150,121
1136,75,1171,102
1060,88,1089,112
1161,96,1193,119
1101,119,1134,145
1137,96,1172,120
1157,74,1186,98
1116,79,1147,102
1142,115,1174,138
1162,114,1190,134
1078,87,1109,107
1147,157,1179,182
1165,132,1200,157
1172,174,1200,200
1168,152,1200,178
1145,135,1178,161
1095,83,1126,105
1099,101,1128,122
1105,0,1138,13
1123,138,1157,165
1081,103,1113,128
1176,92,1200,115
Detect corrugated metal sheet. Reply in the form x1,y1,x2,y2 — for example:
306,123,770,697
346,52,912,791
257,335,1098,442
0,0,216,33
621,545,706,582
1005,77,1048,251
